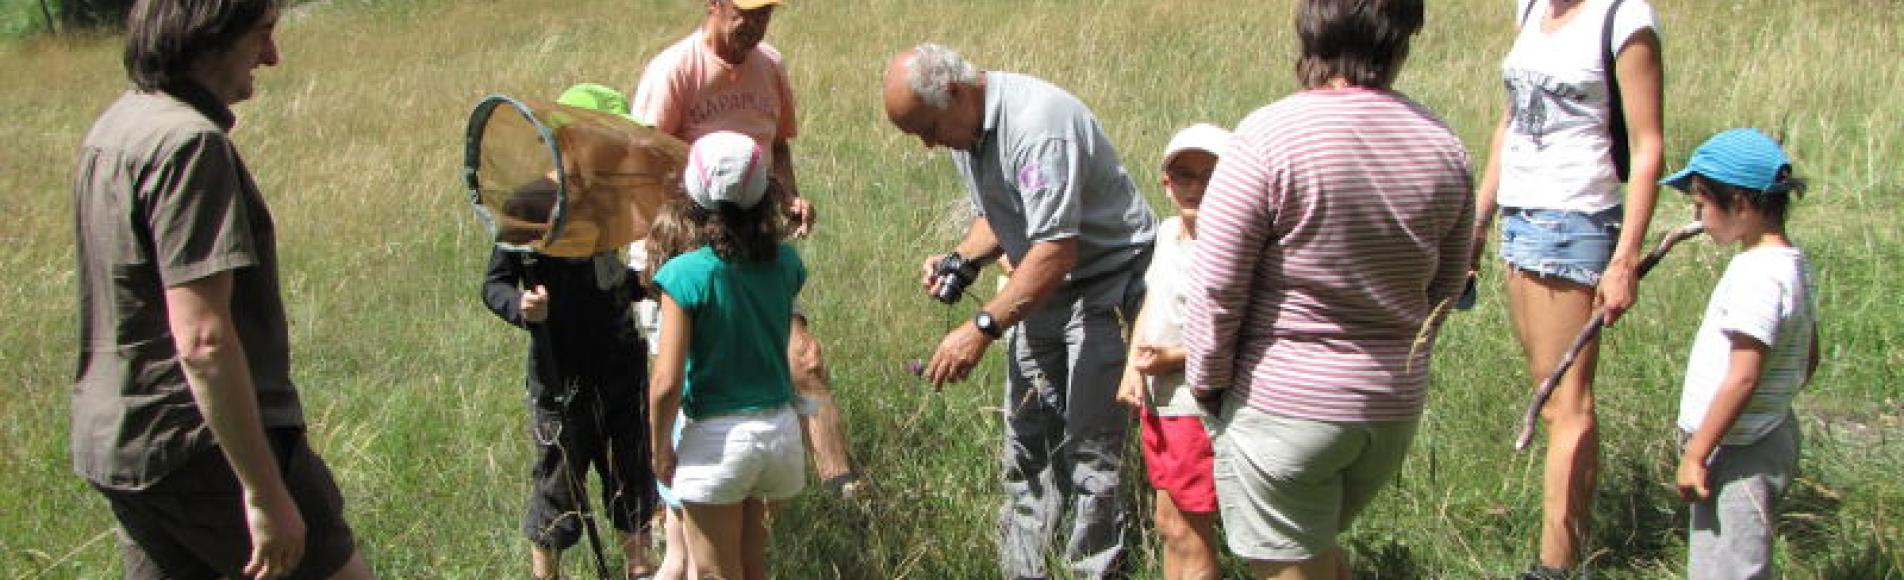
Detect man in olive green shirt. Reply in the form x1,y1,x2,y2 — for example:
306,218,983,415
72,2,372,578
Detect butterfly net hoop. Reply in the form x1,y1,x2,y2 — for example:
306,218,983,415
462,94,688,257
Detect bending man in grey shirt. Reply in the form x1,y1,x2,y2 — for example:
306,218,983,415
884,43,1155,579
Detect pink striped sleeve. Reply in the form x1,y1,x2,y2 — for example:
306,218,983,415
1184,130,1274,390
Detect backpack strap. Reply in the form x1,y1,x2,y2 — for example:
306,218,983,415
1603,0,1632,182
1519,0,1538,28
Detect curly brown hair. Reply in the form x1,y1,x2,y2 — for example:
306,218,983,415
699,178,789,264
645,178,789,289
641,197,704,293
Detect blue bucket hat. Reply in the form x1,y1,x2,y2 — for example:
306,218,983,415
1659,128,1790,193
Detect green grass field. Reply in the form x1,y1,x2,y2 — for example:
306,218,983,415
2,0,1900,577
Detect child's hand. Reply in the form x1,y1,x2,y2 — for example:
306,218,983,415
652,444,677,486
1130,344,1185,376
1115,373,1145,410
1675,455,1711,503
520,285,549,323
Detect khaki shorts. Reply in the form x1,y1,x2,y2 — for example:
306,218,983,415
99,429,358,580
1210,406,1418,562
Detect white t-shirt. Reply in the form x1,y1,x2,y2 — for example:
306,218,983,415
1677,246,1817,446
1497,0,1657,212
1139,217,1201,416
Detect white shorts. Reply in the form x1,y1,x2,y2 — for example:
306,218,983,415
671,405,806,505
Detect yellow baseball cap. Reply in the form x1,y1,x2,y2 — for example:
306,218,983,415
731,0,782,9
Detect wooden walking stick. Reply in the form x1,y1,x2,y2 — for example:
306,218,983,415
1514,221,1705,450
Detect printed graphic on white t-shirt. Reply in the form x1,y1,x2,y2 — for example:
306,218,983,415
1497,0,1656,212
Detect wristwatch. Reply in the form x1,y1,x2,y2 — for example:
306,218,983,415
973,309,1003,339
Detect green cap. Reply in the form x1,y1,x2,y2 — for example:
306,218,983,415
556,83,633,120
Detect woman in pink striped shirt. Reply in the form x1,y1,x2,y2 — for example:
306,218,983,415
1181,0,1474,576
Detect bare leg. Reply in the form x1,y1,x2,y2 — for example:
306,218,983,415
1247,547,1345,580
1507,271,1602,569
1154,491,1221,580
789,319,856,485
654,508,692,580
742,500,772,580
530,544,560,580
621,528,656,578
683,502,745,579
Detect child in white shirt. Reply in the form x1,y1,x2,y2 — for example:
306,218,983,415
1660,128,1818,580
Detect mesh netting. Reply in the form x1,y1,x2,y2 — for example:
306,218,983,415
463,95,688,257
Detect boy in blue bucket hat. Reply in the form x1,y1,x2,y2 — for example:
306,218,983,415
1660,128,1818,580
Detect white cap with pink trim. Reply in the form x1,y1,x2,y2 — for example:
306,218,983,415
684,131,769,210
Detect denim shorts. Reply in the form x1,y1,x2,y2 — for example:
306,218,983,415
1499,206,1622,287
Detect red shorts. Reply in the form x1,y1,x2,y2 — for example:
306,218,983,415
1138,405,1217,514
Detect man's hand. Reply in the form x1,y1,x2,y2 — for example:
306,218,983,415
787,197,817,238
1675,454,1711,503
241,486,307,580
920,254,949,298
925,322,994,387
1596,257,1640,325
520,285,549,323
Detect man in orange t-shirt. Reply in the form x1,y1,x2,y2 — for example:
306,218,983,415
631,0,863,498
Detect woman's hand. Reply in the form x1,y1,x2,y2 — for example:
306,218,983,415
1597,257,1640,325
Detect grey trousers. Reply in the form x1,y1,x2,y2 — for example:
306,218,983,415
998,263,1145,579
1687,415,1800,580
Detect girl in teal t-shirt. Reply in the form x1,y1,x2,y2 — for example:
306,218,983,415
648,132,805,579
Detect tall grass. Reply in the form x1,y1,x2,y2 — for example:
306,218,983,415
2,0,1899,577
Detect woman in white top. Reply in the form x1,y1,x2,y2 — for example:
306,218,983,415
1470,0,1665,576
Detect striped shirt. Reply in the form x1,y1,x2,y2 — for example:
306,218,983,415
1183,88,1474,422
1677,246,1816,445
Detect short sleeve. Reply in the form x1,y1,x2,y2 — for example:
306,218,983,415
145,132,259,287
1611,0,1659,51
631,44,689,137
784,244,807,294
653,252,708,312
1012,137,1083,244
1715,266,1785,348
1142,218,1180,288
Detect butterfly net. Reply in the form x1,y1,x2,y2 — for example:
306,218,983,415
462,95,688,257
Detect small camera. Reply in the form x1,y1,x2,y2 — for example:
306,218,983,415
932,252,981,304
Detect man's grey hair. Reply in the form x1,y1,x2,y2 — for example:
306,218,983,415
904,43,979,110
